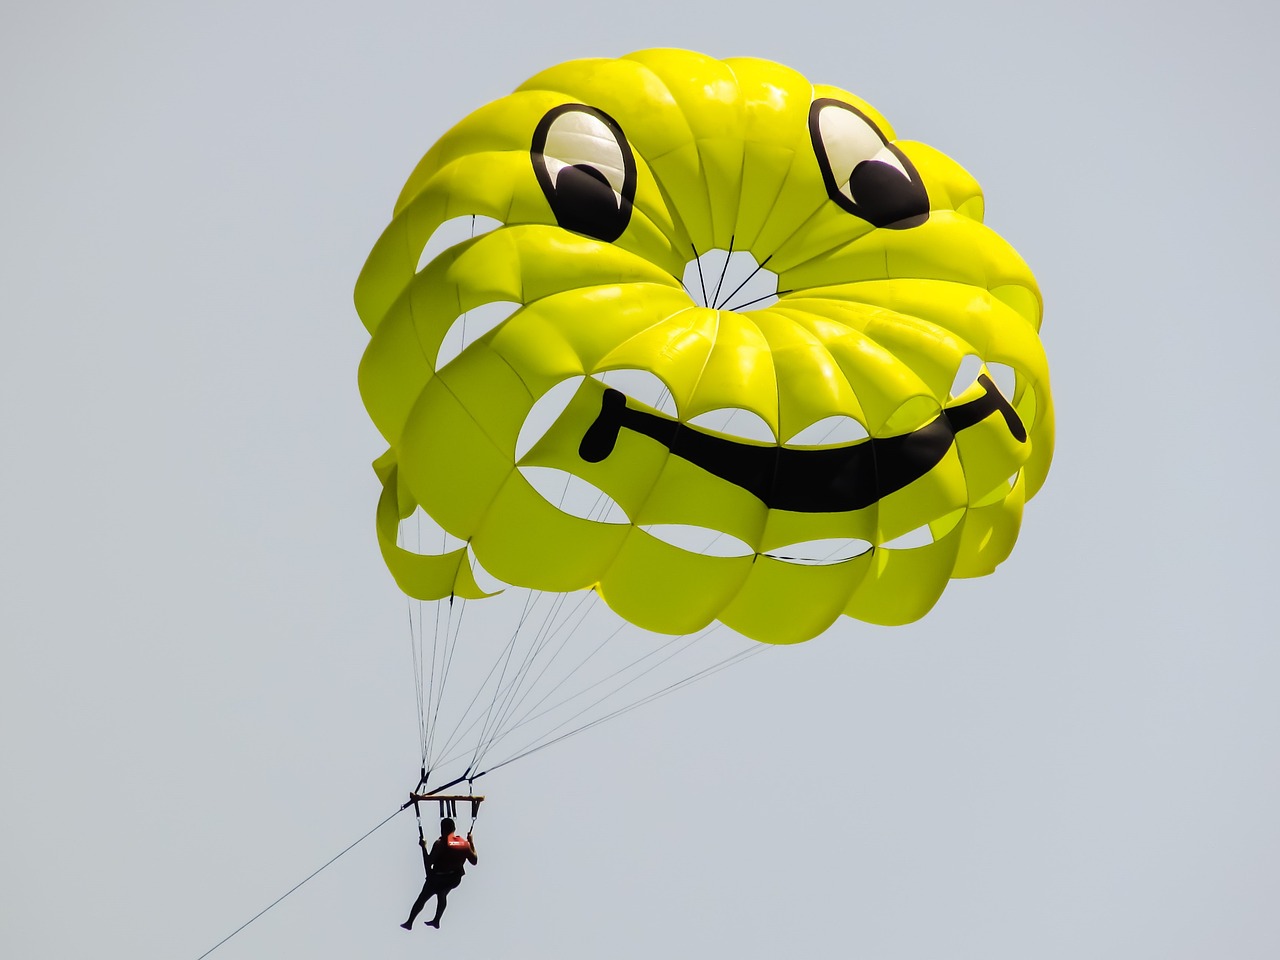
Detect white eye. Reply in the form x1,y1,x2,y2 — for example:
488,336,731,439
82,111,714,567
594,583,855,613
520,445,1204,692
814,102,910,197
809,98,929,229
531,104,637,242
539,109,628,199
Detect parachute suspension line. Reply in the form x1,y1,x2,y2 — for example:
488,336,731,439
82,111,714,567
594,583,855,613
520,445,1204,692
597,369,673,425
747,178,889,297
467,586,602,772
501,616,627,730
479,639,767,775
718,252,773,311
467,595,563,769
430,594,568,771
466,587,577,771
683,238,784,312
463,616,629,771
437,586,622,773
425,489,446,752
485,628,712,762
398,527,765,787
453,589,547,769
406,602,425,764
425,593,442,762
440,623,737,774
476,589,604,748
424,596,468,771
711,235,735,309
725,288,794,313
401,514,431,767
191,805,407,960
419,512,442,767
419,595,446,771
690,242,708,306
429,589,543,768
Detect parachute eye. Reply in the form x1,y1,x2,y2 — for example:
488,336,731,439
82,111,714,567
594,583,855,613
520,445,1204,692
531,104,637,243
809,98,929,229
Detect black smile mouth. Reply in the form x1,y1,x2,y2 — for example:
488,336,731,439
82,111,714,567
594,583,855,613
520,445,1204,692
578,374,1025,513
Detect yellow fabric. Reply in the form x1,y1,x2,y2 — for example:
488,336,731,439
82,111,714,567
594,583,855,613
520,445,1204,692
356,48,1054,642
374,461,495,601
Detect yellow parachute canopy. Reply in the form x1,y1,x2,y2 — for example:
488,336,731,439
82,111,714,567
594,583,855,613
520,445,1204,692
356,49,1053,645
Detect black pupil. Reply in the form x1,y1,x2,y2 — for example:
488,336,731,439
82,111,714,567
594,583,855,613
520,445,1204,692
552,164,622,240
848,159,929,229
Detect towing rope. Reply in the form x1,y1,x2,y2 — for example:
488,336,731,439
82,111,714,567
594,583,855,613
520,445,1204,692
191,805,406,960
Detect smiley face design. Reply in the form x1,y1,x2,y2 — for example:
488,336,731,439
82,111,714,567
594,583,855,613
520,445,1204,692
355,49,1053,643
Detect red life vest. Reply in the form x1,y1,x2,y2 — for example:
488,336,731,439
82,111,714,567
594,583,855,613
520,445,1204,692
445,834,471,851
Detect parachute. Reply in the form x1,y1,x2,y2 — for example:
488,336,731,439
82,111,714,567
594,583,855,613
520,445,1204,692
355,49,1053,785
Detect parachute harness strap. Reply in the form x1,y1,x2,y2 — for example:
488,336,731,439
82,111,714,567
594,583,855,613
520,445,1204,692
409,766,430,875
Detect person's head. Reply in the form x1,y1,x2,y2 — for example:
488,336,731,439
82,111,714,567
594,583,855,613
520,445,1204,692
440,817,456,837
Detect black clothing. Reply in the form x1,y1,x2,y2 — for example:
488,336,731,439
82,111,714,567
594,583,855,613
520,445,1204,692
426,836,473,878
404,833,477,927
406,872,462,926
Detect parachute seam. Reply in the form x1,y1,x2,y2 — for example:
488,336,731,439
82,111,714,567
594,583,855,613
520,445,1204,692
606,56,721,253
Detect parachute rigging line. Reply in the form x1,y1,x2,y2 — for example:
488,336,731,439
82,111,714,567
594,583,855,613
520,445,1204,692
436,603,688,774
718,252,774,312
427,588,544,773
725,287,794,313
424,596,468,768
425,621,765,777
468,590,574,767
474,614,629,765
711,235,735,308
477,626,731,768
690,242,708,306
427,593,622,773
467,587,601,771
478,641,766,775
471,626,712,767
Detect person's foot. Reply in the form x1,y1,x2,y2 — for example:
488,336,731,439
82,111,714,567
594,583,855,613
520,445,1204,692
400,922,413,930
425,920,440,928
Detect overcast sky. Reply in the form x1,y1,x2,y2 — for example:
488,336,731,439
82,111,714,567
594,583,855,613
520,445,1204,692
4,2,1279,959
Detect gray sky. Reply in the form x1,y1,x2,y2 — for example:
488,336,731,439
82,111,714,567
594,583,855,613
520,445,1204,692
3,1,1278,958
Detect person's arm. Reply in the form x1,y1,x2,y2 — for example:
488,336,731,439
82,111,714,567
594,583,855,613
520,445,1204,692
466,832,478,865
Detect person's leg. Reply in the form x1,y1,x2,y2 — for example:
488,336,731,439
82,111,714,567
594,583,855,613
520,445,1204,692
426,877,460,927
403,879,438,928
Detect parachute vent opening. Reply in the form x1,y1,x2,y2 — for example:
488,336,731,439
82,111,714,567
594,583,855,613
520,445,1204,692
785,415,870,447
466,545,512,594
592,369,679,418
519,466,630,524
436,300,521,370
516,377,585,461
765,537,873,565
686,408,776,443
973,473,1021,508
986,361,1017,400
641,524,754,558
416,214,502,274
681,248,778,311
950,354,984,398
398,506,468,556
950,355,1017,401
883,396,942,436
880,524,934,550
